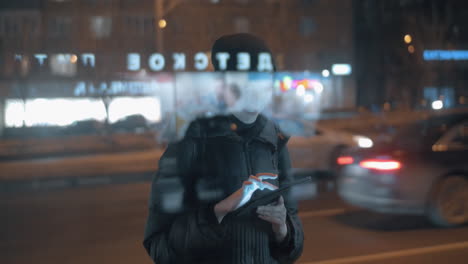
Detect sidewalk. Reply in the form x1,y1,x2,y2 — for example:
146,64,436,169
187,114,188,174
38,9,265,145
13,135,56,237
0,149,163,193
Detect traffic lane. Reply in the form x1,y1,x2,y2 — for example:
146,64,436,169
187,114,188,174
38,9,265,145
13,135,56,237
0,149,162,181
0,184,154,264
301,241,468,264
298,209,468,263
0,183,341,264
366,247,468,264
2,183,468,264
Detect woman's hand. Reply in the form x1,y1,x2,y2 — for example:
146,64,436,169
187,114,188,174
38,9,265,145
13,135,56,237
256,196,288,243
214,174,278,223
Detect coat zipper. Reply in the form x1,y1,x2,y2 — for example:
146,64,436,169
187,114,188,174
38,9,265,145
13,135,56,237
244,141,252,175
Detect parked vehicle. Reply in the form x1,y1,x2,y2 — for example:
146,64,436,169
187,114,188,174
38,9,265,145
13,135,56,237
64,119,106,135
111,114,149,133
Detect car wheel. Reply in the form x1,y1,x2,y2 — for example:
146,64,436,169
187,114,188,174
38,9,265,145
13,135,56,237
427,176,468,227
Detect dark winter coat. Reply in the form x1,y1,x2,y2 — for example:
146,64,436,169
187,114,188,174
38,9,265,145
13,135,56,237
143,114,304,264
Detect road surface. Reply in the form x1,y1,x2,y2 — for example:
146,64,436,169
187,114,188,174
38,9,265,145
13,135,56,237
2,183,468,264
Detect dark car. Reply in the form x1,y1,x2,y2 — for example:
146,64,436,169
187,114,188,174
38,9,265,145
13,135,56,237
64,119,106,135
337,112,468,227
111,114,149,133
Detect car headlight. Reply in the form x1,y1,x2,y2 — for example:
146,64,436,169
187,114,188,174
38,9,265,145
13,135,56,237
353,135,373,148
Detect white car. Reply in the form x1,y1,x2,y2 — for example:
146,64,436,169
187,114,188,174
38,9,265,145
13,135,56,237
276,119,373,176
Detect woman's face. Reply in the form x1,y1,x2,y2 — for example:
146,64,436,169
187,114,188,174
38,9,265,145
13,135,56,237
223,88,238,108
223,73,273,123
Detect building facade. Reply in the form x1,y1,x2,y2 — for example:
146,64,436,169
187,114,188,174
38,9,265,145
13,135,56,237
354,0,468,111
0,0,355,135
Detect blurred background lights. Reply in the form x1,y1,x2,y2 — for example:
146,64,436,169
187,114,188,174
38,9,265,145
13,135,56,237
70,54,78,63
423,50,468,61
304,94,314,103
353,135,374,148
331,64,352,75
5,97,161,127
158,19,167,28
408,45,415,54
8,98,107,127
283,76,293,90
404,34,412,44
321,69,330,77
296,84,305,96
432,100,443,110
311,81,324,93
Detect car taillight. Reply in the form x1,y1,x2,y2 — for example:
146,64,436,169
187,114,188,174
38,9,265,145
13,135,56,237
337,156,354,165
359,159,402,171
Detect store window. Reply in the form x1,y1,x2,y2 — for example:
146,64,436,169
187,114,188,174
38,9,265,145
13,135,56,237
0,15,20,37
124,16,155,36
49,54,78,77
48,16,72,37
0,12,41,38
5,98,106,127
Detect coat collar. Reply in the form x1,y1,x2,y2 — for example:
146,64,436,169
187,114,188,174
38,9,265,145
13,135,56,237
188,114,283,148
255,116,278,147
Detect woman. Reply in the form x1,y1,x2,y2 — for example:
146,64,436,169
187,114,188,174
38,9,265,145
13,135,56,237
143,33,304,264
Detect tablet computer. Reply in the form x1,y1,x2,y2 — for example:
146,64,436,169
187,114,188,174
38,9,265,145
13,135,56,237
228,176,312,217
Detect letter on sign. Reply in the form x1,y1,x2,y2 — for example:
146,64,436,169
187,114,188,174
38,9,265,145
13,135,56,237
257,53,273,72
215,52,230,71
194,52,209,71
149,53,165,71
237,52,250,71
127,53,141,71
81,53,96,67
34,54,48,66
173,53,186,70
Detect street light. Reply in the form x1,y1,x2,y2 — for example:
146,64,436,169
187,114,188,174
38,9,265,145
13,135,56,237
158,19,167,29
404,34,412,44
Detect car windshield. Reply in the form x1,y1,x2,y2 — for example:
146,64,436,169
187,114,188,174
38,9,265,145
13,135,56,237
2,1,468,264
388,114,468,148
390,120,447,148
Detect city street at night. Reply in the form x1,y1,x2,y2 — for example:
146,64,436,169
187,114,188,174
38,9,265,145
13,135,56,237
1,0,468,263
2,181,468,264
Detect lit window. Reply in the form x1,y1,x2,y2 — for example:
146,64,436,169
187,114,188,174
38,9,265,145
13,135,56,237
234,16,249,33
48,16,72,37
124,16,155,36
0,13,41,38
0,15,20,37
90,16,112,39
299,16,316,37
